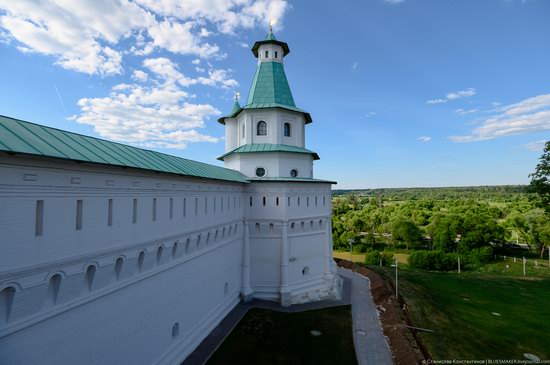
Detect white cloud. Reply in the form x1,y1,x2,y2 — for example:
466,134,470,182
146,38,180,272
0,0,289,74
418,136,432,142
135,0,288,34
0,0,152,75
523,140,547,152
132,70,149,82
449,93,550,142
72,80,220,149
455,108,478,115
148,20,220,59
427,88,476,104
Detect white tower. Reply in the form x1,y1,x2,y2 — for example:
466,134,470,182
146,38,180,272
218,28,341,306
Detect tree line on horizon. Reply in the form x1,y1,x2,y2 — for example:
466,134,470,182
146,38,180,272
331,142,550,270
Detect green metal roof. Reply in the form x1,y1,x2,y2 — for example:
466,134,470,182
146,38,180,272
0,114,249,183
248,177,337,184
217,143,319,161
247,61,295,107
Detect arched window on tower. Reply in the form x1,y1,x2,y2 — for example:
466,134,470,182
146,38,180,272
257,121,267,136
284,123,291,137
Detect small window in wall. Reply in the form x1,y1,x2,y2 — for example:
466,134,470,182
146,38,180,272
276,197,279,206
310,220,314,228
169,198,173,219
315,196,318,206
263,197,266,206
172,242,179,259
288,197,290,206
156,246,164,266
221,196,224,212
183,198,187,217
196,235,201,250
35,200,44,236
257,121,267,136
298,197,300,206
138,251,146,272
152,198,157,221
265,50,269,58
319,220,323,228
213,197,216,214
255,223,260,233
323,196,326,206
307,197,309,207
301,221,305,230
86,265,96,292
133,199,138,223
250,196,253,206
115,257,124,280
195,198,198,215
284,123,291,137
256,167,266,177
172,323,179,339
1,286,16,324
291,222,295,230
275,50,278,59
76,200,83,230
185,239,191,254
302,266,310,276
108,199,113,226
47,274,62,305
269,223,274,232
290,169,298,178
205,197,208,214
242,123,245,138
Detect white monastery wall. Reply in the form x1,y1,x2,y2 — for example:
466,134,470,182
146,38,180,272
0,154,245,365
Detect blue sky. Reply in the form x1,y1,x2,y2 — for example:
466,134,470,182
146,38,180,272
0,0,549,189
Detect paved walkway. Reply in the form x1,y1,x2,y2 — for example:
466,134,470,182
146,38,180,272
338,267,393,365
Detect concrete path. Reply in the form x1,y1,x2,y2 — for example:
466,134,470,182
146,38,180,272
338,267,393,365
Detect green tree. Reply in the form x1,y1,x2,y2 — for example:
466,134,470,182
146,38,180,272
391,217,423,250
529,141,550,215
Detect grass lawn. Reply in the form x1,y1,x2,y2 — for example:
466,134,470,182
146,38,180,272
374,267,550,361
206,306,357,365
333,251,409,264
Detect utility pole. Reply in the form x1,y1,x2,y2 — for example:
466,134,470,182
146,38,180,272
392,258,399,299
348,238,354,272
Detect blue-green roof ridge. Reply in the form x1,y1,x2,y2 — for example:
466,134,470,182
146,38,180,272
218,143,319,161
0,115,249,183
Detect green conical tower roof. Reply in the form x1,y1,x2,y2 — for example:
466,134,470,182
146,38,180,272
218,30,312,124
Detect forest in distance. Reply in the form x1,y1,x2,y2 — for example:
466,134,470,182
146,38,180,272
330,185,550,271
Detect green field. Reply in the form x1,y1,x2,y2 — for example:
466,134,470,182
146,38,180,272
207,306,356,365
374,267,550,361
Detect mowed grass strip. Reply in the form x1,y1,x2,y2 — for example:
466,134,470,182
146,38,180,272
393,269,550,360
207,306,357,365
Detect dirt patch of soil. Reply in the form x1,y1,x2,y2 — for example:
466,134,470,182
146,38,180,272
336,259,428,365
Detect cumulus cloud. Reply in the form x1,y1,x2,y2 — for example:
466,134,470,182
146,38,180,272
418,136,432,142
0,0,289,74
427,88,476,104
449,93,550,142
71,57,239,148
